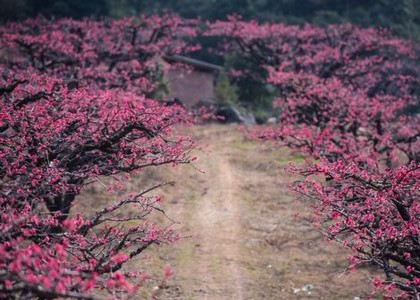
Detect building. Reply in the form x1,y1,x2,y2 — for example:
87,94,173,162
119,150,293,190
164,55,223,109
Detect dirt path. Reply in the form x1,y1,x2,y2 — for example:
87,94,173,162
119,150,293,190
151,126,248,299
194,143,244,299
82,125,378,299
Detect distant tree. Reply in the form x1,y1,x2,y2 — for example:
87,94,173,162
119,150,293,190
3,0,419,40
0,0,108,22
0,0,27,22
129,0,420,40
27,0,108,19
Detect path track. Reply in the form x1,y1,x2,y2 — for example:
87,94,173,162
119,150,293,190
193,136,244,299
83,125,377,299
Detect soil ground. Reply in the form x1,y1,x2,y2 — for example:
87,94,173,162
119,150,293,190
78,125,379,299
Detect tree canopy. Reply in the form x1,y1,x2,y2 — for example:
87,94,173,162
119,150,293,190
1,0,419,40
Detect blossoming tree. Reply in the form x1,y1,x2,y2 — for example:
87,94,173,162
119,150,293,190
206,17,420,297
0,15,197,298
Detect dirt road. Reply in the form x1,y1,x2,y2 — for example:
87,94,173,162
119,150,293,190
81,125,377,299
139,125,378,300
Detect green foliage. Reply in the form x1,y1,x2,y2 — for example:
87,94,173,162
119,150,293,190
2,0,419,41
106,0,136,18
312,10,345,26
151,76,170,100
0,0,27,21
214,73,239,105
144,60,170,100
149,0,420,41
221,54,277,120
252,108,270,125
0,0,108,22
